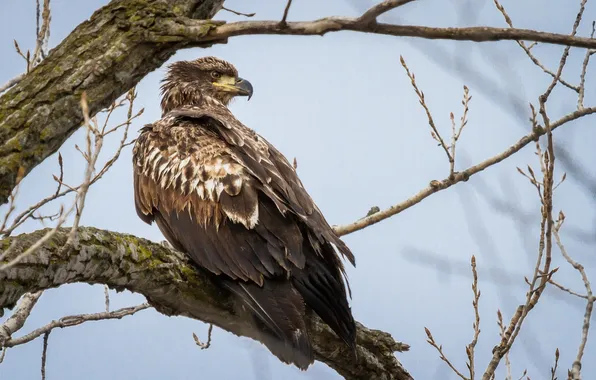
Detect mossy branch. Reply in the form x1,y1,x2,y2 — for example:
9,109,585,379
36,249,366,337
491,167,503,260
0,227,412,380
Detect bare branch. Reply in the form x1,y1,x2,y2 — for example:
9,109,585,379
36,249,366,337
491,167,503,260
551,348,560,380
104,285,110,312
493,0,579,92
41,331,50,380
31,0,51,66
554,218,594,380
449,86,472,178
577,21,595,109
221,7,255,18
548,278,589,300
358,0,416,25
497,311,512,380
280,0,293,25
64,93,104,247
193,324,213,349
172,19,596,50
4,304,151,348
0,167,26,233
0,203,75,271
399,55,452,163
0,292,43,346
1,90,140,238
466,255,481,379
425,327,467,380
333,106,596,236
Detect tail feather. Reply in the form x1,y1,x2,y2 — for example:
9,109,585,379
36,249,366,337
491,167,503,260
292,240,357,351
222,279,314,370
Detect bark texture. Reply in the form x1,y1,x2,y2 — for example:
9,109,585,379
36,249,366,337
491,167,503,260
0,0,225,204
0,227,412,380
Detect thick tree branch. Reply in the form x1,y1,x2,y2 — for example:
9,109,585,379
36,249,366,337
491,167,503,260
0,227,412,380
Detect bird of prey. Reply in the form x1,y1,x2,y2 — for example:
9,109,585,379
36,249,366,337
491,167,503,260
132,56,356,369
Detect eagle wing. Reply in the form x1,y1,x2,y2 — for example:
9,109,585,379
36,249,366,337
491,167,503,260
167,107,355,267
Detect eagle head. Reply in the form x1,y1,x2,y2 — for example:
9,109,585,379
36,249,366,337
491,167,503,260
160,56,253,114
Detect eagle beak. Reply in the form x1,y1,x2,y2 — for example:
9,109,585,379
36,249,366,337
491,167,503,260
235,77,253,100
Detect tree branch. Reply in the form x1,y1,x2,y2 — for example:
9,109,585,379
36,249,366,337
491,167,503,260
166,18,596,50
3,303,150,348
333,106,596,236
0,227,412,380
0,291,42,346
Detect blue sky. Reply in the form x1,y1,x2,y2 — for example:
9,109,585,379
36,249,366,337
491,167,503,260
1,0,595,379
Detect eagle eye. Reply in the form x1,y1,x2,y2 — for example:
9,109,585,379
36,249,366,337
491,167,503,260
211,71,221,79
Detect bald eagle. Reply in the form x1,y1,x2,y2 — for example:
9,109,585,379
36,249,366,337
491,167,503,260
132,57,356,368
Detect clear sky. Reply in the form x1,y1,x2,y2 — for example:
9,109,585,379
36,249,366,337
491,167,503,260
1,0,595,379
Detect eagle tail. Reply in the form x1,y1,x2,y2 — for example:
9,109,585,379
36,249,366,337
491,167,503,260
222,279,314,370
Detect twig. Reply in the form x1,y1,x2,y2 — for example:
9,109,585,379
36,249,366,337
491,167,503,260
0,167,26,233
0,203,74,271
493,0,578,92
449,85,472,178
481,10,578,369
54,153,63,197
280,0,293,25
31,0,51,66
193,324,214,349
221,6,255,17
4,304,150,348
542,0,586,102
104,285,110,312
496,310,512,380
358,0,416,25
554,218,593,380
400,56,452,162
13,40,30,70
63,93,104,247
1,97,140,238
425,327,467,380
551,348,560,380
41,331,50,380
578,21,595,110
548,278,588,300
466,255,481,379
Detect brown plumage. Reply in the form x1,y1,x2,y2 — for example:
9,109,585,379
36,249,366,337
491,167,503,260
132,56,357,369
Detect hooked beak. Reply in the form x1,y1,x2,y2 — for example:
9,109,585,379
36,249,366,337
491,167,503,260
234,77,253,100
213,76,254,101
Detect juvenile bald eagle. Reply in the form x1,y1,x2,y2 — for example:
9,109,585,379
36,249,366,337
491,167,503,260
132,56,356,368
